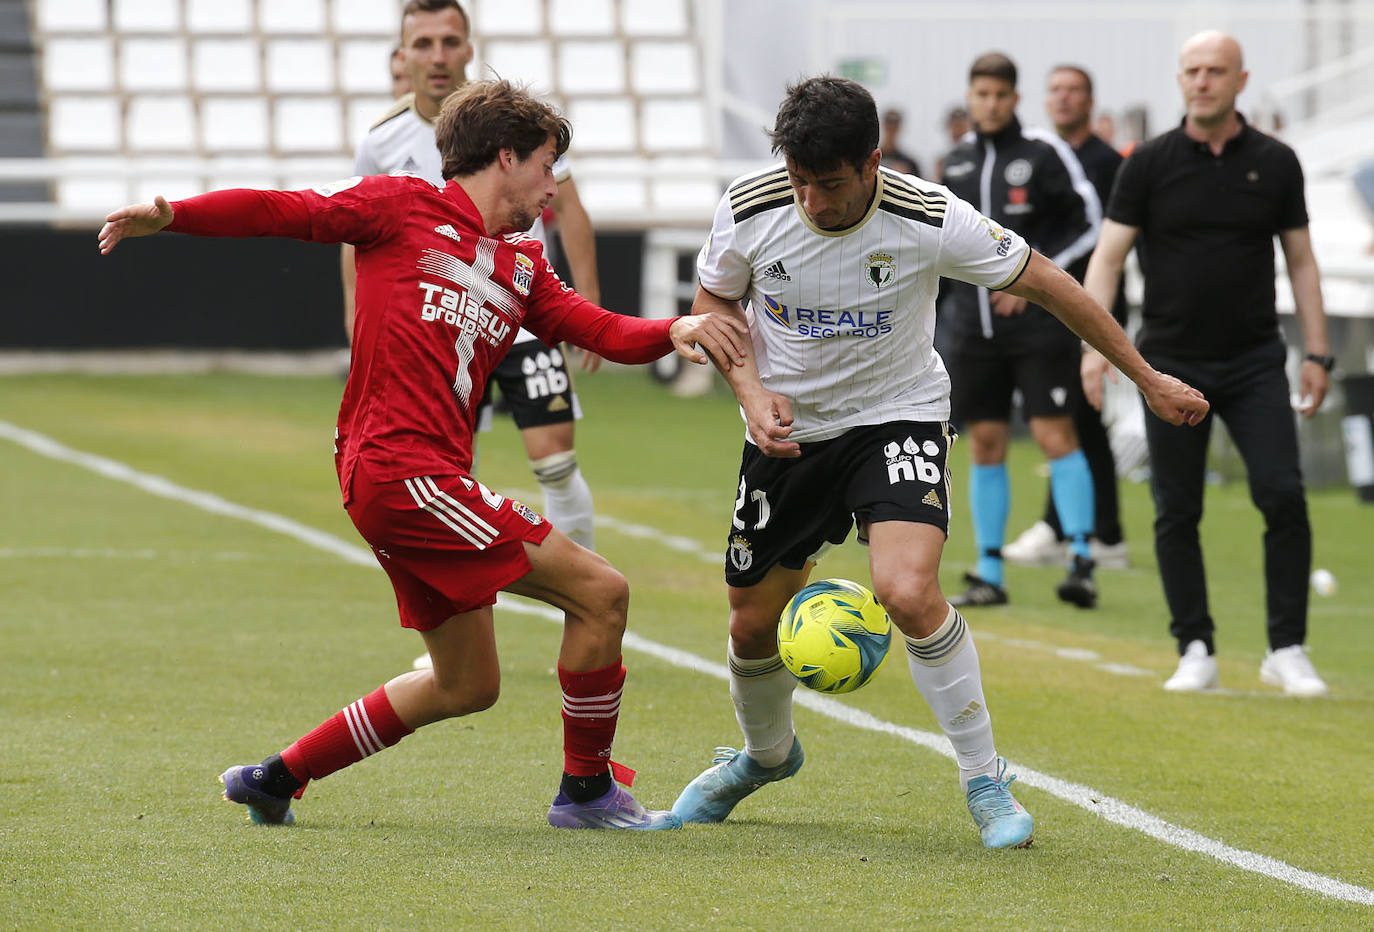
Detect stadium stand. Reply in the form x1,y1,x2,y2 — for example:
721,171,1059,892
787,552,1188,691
22,0,714,223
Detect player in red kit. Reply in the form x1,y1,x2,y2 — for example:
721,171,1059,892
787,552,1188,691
98,80,749,830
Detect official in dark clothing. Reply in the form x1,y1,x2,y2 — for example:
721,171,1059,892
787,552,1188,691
939,51,1103,610
1083,31,1332,697
1005,65,1131,569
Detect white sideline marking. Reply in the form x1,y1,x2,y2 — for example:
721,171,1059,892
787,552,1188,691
4,418,1371,907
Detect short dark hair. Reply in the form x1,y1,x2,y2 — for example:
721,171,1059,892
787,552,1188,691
768,76,879,174
1049,64,1094,97
436,79,571,179
969,52,1017,88
401,0,469,37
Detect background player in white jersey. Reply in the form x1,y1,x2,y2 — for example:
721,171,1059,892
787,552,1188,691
342,0,602,553
674,76,1209,849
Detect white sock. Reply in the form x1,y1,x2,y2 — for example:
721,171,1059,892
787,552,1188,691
904,604,999,790
531,451,595,550
728,641,797,767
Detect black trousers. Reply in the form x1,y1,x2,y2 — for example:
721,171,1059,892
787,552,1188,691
1143,340,1310,653
1041,376,1124,544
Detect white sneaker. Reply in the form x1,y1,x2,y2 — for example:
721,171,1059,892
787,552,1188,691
1259,645,1328,697
1003,521,1068,566
1090,539,1130,570
1163,640,1218,692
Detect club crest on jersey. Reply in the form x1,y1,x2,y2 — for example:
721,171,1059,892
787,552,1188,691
865,251,896,290
511,253,534,296
728,535,754,572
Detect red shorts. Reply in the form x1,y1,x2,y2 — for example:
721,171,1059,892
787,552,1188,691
345,467,553,630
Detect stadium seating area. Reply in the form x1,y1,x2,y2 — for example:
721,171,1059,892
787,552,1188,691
27,0,720,222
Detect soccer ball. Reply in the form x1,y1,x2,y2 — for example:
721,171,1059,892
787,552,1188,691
777,578,892,694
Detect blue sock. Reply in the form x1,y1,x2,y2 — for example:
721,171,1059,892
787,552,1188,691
1050,449,1094,561
969,463,1009,585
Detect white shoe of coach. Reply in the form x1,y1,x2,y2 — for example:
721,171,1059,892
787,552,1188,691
1163,640,1218,692
1259,645,1328,697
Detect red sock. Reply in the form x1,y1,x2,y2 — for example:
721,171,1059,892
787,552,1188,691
279,685,413,783
559,659,625,777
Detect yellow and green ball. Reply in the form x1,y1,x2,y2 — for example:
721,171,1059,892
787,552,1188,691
777,578,892,694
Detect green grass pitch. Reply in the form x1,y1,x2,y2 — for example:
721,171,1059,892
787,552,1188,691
0,367,1370,929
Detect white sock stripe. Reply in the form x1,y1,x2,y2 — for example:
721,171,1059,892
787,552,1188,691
562,688,624,705
561,709,621,719
563,700,622,714
345,702,382,756
341,703,373,757
424,476,499,537
351,699,384,752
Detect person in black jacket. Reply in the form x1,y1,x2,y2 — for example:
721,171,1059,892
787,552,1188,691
1004,64,1132,571
939,52,1103,609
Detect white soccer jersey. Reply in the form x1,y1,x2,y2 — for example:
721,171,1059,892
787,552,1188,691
698,165,1031,443
353,93,572,344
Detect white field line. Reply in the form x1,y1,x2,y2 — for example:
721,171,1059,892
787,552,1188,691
3,418,1370,908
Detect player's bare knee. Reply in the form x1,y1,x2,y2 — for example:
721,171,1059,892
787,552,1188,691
873,575,944,638
431,671,501,717
728,604,781,655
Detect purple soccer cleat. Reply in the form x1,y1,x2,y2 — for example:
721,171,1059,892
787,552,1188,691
219,764,295,825
547,784,682,830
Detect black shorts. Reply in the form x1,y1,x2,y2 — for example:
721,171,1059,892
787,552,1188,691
478,338,580,431
724,421,955,588
948,337,1081,424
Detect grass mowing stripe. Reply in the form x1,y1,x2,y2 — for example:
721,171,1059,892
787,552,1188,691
5,417,1371,907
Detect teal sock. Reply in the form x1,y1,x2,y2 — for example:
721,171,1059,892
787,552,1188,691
1049,449,1094,561
970,463,1009,585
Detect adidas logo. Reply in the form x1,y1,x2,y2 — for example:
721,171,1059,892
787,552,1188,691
546,395,570,412
434,224,461,243
762,259,791,281
949,700,983,726
402,156,420,172
921,489,943,510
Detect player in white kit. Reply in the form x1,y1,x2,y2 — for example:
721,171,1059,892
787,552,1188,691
672,77,1209,848
342,0,601,553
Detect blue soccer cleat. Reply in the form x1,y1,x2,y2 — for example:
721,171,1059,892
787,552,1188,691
547,783,682,830
965,757,1033,849
219,764,296,825
671,737,805,823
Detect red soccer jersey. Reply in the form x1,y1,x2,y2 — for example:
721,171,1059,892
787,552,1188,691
167,174,674,499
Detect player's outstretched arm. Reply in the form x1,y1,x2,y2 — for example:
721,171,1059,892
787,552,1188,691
98,195,173,254
668,310,750,369
1005,249,1209,427
691,286,800,457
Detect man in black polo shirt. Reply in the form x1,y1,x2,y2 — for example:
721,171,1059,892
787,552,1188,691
1083,31,1333,697
1006,64,1132,571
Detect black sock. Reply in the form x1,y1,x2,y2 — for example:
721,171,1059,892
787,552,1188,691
261,754,304,799
560,770,612,803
